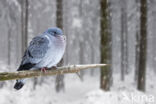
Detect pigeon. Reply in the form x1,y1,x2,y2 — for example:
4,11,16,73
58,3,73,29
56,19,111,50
14,27,66,90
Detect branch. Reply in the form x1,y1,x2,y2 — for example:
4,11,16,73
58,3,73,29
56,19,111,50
0,64,108,81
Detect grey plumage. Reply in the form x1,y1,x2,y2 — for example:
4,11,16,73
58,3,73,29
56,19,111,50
14,27,66,90
21,35,49,66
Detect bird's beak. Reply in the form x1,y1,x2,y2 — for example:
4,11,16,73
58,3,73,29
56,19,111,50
61,35,66,39
56,35,66,40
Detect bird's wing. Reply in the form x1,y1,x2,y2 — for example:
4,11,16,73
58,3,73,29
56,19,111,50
18,35,50,71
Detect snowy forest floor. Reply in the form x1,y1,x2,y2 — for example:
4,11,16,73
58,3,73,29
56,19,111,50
0,65,155,104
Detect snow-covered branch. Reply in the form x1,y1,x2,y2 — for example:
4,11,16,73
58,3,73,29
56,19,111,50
0,64,108,81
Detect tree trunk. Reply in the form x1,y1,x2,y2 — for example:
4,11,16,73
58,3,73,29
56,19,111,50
100,0,112,91
21,0,29,55
7,24,11,67
135,31,140,81
134,0,140,82
56,0,63,28
55,0,64,92
120,0,128,81
21,0,30,88
79,42,85,80
137,0,147,92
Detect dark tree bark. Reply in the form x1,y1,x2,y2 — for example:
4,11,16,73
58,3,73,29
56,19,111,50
100,0,112,91
55,0,65,92
137,0,147,92
120,0,128,81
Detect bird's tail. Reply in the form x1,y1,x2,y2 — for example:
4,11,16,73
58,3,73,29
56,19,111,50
14,79,25,90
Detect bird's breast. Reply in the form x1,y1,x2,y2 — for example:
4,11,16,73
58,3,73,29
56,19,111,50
43,35,66,67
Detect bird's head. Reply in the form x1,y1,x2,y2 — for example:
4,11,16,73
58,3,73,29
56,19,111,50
45,27,63,37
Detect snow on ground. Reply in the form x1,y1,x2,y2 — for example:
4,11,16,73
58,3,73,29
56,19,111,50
0,64,155,104
80,71,156,104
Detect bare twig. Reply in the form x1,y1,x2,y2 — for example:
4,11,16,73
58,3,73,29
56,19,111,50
0,64,108,81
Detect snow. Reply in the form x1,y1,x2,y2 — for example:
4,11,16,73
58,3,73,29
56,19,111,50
82,89,155,104
0,68,155,104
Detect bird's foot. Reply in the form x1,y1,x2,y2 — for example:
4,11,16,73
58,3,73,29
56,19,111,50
41,67,48,73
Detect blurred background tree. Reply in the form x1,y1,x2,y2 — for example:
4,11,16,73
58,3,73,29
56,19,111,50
55,0,65,92
100,0,112,91
120,0,128,81
137,0,147,92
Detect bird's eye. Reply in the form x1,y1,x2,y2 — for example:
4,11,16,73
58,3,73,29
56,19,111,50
54,31,57,34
